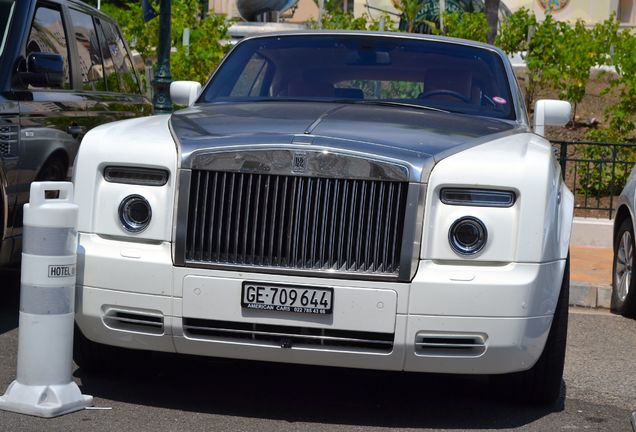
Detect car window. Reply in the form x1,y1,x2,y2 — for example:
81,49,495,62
26,4,71,88
94,18,119,92
68,9,106,91
337,79,423,99
202,35,516,120
0,0,15,58
99,19,140,95
230,53,271,97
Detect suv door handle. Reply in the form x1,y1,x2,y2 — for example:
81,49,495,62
67,124,86,138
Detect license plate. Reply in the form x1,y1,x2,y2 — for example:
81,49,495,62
241,282,333,315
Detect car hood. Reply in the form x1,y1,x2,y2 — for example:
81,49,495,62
170,101,524,182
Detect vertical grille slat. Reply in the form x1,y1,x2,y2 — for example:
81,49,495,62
184,171,408,276
373,182,386,272
364,182,376,271
277,177,289,266
215,173,227,260
383,183,394,272
251,175,262,262
207,172,218,261
198,172,210,261
318,179,330,269
259,176,271,264
268,177,280,266
345,181,358,271
233,174,244,261
301,177,312,267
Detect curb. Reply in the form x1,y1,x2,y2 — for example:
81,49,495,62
571,217,613,248
569,282,611,309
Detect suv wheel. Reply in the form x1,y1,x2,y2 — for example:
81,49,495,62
36,156,66,181
612,219,636,316
490,256,569,405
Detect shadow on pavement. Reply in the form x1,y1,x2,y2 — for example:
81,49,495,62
0,269,19,335
76,350,564,429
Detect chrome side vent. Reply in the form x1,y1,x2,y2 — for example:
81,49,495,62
414,332,486,357
183,318,394,354
103,308,164,335
0,124,18,156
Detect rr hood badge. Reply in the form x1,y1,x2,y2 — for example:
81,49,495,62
292,152,307,173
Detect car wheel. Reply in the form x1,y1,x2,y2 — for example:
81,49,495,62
612,219,636,316
490,256,569,405
36,156,67,181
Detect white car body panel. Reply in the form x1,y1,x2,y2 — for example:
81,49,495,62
72,35,574,377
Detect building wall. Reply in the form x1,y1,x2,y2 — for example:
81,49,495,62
353,0,399,19
210,0,636,26
503,0,634,25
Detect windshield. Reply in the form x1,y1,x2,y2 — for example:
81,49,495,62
201,34,516,120
0,0,14,58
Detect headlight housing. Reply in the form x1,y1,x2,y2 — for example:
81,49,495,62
448,216,487,255
118,195,152,233
440,188,515,208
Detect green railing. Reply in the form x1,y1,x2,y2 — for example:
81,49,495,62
552,140,636,219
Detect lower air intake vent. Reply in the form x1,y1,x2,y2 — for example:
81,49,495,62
103,308,164,335
183,318,394,353
415,332,486,357
0,124,18,156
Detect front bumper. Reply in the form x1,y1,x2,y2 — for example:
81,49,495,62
75,233,565,375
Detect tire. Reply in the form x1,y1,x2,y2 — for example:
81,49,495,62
490,256,569,405
36,156,67,181
611,219,636,316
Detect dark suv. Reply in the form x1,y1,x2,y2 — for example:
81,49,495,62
0,0,152,265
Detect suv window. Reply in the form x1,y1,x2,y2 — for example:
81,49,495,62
0,0,15,57
69,8,106,91
98,19,140,94
94,18,118,92
26,4,71,88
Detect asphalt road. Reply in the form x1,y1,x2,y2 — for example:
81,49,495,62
1,269,635,432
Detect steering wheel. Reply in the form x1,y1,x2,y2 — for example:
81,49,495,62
419,89,471,103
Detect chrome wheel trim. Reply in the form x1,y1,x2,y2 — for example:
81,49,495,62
615,230,633,303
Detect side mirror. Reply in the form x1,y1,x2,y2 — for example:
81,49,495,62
170,81,202,106
22,52,64,88
534,99,571,137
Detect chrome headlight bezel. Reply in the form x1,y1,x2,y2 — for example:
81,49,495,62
118,194,152,233
448,216,488,255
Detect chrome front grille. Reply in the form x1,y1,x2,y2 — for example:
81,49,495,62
183,318,394,353
0,124,18,156
183,170,409,276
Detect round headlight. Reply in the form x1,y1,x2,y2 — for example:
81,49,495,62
119,195,151,233
449,217,487,255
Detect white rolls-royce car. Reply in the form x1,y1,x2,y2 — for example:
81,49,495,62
72,31,574,405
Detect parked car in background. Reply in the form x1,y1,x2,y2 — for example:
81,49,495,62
612,171,636,316
0,0,152,266
72,31,573,405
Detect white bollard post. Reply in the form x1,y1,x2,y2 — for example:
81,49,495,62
0,182,92,417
